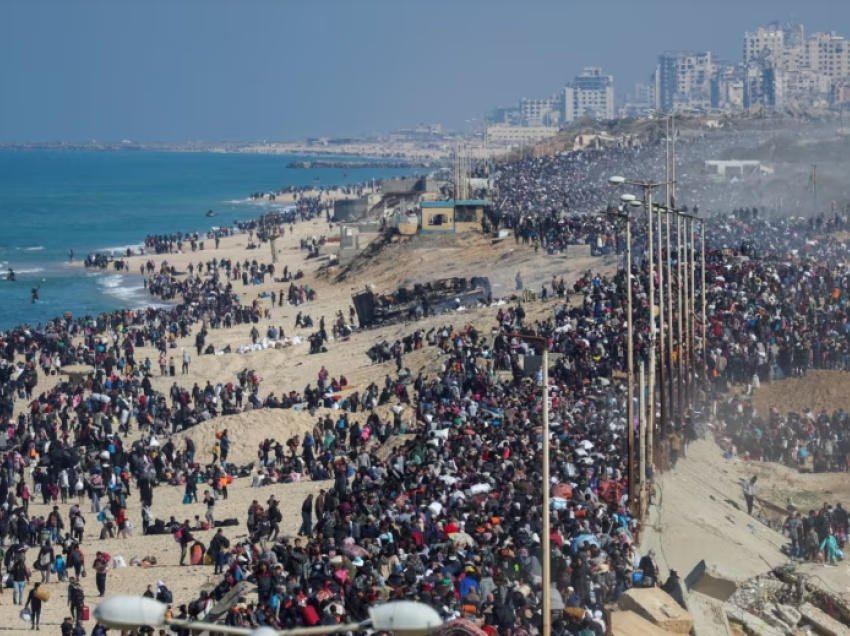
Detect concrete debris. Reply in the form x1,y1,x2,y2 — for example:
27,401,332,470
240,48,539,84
612,610,678,636
722,566,850,636
800,603,850,636
773,604,803,628
620,588,696,635
687,591,734,636
686,560,740,602
725,603,790,636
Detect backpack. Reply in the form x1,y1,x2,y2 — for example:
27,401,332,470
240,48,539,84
71,550,83,566
174,527,184,543
74,516,85,530
159,587,173,604
188,599,203,617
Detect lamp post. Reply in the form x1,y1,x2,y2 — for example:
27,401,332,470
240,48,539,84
94,597,444,636
609,175,674,485
608,200,641,503
500,332,551,636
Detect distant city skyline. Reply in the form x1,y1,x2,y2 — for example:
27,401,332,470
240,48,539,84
0,0,848,142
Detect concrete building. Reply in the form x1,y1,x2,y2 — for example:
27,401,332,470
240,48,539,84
564,67,614,123
418,200,488,234
485,124,558,146
520,96,561,127
657,51,714,112
805,32,850,81
743,23,850,108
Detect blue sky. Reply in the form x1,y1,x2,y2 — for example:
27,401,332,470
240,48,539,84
0,0,846,142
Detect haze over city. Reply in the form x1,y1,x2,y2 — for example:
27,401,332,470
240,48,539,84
1,0,848,142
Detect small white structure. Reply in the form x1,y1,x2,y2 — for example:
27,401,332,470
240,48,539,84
704,160,771,177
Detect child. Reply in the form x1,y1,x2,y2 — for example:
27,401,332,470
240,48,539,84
53,554,68,582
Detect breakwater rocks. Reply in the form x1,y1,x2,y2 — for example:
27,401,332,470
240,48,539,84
286,160,435,169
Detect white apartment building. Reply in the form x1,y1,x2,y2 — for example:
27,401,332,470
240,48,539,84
486,124,558,146
563,67,614,123
805,32,850,80
520,97,560,127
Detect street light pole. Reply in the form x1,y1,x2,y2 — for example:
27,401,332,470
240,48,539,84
688,215,697,402
541,344,551,636
701,219,707,371
665,209,674,445
645,186,656,489
508,332,551,636
656,205,666,467
608,206,635,511
677,213,685,424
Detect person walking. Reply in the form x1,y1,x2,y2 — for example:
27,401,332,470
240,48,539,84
203,490,215,527
12,553,29,605
68,577,85,622
23,582,44,630
743,476,758,516
298,494,313,537
93,552,109,597
177,520,194,566
182,350,191,375
210,529,230,575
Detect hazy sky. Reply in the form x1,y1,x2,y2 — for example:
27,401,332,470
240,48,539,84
1,0,847,142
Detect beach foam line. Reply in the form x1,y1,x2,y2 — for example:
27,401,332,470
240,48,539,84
98,244,144,254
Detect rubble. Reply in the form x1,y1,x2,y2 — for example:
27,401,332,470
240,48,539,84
619,588,695,635
720,566,850,636
612,611,678,636
800,604,850,636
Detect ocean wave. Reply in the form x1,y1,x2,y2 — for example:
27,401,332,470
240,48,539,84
99,244,144,254
12,268,45,274
19,246,45,251
97,275,123,290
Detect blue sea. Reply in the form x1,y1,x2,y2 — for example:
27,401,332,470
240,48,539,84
0,150,415,329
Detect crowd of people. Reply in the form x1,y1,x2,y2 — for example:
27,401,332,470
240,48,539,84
3,129,850,635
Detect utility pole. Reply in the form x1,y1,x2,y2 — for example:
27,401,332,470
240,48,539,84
688,216,697,400
645,186,656,476
609,208,635,508
677,213,685,424
507,332,551,636
665,209,674,445
639,361,646,493
656,204,666,470
701,219,707,371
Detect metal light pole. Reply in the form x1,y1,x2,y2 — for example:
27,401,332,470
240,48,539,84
665,209,674,444
608,205,636,509
676,213,685,423
609,177,673,491
700,219,707,370
687,215,698,401
646,187,655,460
509,332,551,636
656,204,666,461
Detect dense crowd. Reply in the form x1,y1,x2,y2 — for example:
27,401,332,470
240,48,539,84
4,132,850,635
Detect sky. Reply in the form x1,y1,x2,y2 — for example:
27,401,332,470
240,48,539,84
0,0,848,143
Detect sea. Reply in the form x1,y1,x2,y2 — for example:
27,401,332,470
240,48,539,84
0,150,416,330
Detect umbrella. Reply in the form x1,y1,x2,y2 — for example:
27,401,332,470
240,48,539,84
449,532,475,547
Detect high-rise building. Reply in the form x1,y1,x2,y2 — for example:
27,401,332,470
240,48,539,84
563,67,614,123
656,51,714,112
743,23,849,108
